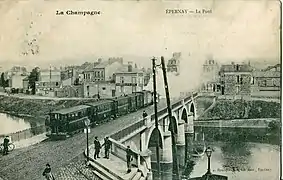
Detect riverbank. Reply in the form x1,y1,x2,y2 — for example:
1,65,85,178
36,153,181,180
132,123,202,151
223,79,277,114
0,95,99,118
199,98,281,120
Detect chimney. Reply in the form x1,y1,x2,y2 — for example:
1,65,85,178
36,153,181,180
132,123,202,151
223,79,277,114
98,58,102,63
128,61,133,72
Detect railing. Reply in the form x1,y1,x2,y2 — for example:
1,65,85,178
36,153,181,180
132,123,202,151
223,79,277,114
0,125,47,142
109,138,149,177
110,119,145,141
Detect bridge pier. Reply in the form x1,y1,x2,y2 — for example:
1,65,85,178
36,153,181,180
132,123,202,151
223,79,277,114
177,120,185,146
161,131,173,164
185,112,195,162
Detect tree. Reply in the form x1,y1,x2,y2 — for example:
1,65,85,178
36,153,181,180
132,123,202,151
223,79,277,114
0,72,5,87
28,67,40,95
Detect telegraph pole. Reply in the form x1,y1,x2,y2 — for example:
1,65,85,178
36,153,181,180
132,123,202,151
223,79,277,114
161,56,180,179
152,57,161,177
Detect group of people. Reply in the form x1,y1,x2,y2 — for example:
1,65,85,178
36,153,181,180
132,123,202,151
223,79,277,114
93,136,112,159
93,136,134,173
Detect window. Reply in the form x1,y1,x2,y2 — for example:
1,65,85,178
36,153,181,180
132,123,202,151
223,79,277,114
121,86,124,93
43,82,46,86
101,71,104,77
132,86,137,92
240,77,243,84
263,80,267,87
98,71,100,77
56,82,59,86
132,77,137,84
120,77,124,83
236,64,239,71
237,75,240,83
102,87,106,90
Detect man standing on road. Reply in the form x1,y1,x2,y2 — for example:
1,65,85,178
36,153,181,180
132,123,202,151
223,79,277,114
42,163,55,180
94,136,101,160
102,137,112,159
126,146,133,173
2,136,9,155
142,110,148,119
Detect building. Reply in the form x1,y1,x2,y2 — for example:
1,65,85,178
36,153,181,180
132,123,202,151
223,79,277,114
35,68,62,97
82,81,116,98
114,62,145,96
251,64,280,98
219,62,253,96
83,57,123,82
167,52,181,75
200,58,220,93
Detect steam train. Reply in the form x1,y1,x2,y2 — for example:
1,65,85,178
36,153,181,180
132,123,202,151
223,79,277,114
45,90,154,140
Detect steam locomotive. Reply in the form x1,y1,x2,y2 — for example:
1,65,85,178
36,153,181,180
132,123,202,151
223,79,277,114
45,90,153,140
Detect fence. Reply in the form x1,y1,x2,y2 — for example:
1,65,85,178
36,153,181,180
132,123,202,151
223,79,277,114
0,125,47,142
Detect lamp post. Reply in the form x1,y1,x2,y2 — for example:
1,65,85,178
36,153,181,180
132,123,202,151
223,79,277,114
84,118,90,161
205,147,213,175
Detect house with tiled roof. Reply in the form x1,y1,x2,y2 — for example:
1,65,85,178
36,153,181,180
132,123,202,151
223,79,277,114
219,62,253,96
113,62,145,96
251,63,280,98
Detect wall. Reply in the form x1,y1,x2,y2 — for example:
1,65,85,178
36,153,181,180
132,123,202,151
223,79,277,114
10,75,27,89
82,82,116,98
39,70,61,82
221,73,251,95
115,72,144,96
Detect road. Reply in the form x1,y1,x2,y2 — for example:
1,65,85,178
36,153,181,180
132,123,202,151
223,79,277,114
0,99,169,180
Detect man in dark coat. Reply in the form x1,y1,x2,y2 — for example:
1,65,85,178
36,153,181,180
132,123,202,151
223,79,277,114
126,146,133,173
102,137,112,159
94,136,101,159
42,163,55,180
3,136,9,155
142,111,148,119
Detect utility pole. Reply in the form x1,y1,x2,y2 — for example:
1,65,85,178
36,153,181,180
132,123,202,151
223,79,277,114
152,57,161,177
161,56,180,179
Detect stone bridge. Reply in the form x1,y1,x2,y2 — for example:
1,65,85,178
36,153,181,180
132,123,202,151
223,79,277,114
86,92,215,179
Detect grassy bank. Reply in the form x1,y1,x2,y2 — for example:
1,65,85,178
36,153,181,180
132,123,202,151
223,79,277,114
200,99,281,120
0,95,98,118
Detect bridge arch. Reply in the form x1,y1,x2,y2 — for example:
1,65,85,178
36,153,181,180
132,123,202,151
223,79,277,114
180,107,188,123
168,115,178,134
189,102,196,117
146,126,164,149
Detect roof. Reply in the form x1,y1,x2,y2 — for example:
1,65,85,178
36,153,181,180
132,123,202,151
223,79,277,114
114,65,143,74
220,64,252,72
95,61,111,68
263,64,280,71
86,100,113,106
52,105,90,114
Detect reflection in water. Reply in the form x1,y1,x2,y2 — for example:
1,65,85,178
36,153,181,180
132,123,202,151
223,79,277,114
152,130,280,180
0,113,43,134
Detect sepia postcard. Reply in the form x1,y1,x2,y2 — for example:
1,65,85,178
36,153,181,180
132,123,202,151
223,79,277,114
0,0,281,180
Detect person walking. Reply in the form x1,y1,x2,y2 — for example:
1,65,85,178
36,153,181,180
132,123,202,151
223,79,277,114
126,146,133,173
42,163,55,180
142,110,148,119
2,136,9,155
102,137,112,159
94,136,101,160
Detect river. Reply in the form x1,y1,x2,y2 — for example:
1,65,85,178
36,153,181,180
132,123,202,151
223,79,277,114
0,113,45,135
152,128,280,180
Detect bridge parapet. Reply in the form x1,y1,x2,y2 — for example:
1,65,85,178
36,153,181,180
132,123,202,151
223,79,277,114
109,137,151,178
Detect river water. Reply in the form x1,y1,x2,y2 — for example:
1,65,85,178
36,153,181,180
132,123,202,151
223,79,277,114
0,113,44,135
152,128,280,180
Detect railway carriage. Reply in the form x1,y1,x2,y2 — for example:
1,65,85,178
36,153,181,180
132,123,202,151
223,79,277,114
86,100,115,126
46,91,154,140
47,105,90,139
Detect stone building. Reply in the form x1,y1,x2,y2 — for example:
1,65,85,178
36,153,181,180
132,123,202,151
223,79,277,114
83,57,123,83
114,62,144,96
82,81,116,98
167,52,181,75
251,64,280,98
219,62,253,96
200,58,220,93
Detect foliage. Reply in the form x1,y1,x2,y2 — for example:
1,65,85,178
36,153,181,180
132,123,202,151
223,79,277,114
28,67,40,94
268,120,280,134
0,72,8,88
202,99,280,120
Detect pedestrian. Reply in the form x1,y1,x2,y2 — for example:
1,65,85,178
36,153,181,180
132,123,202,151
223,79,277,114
2,136,9,155
94,136,101,159
142,110,148,119
102,137,112,159
126,146,133,173
42,163,55,180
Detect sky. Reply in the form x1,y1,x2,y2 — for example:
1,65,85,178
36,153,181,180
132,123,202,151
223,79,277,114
0,0,280,94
